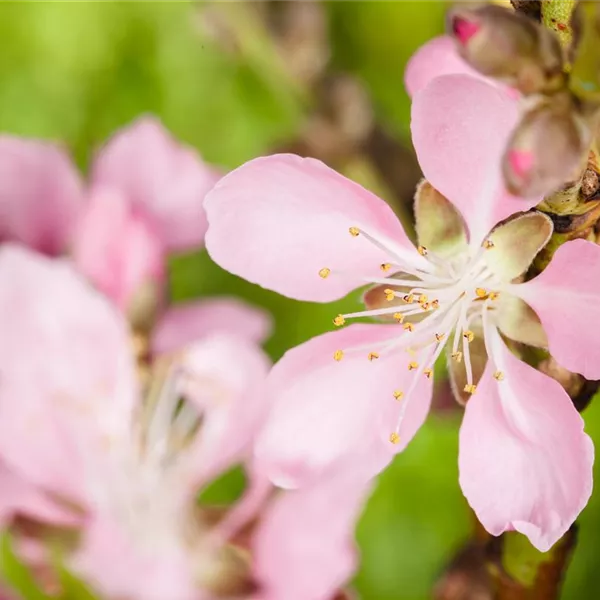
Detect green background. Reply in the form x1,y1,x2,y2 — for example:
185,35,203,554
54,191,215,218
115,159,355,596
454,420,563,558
0,2,598,599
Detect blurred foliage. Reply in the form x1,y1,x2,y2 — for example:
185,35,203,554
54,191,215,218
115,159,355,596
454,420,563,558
1,1,599,599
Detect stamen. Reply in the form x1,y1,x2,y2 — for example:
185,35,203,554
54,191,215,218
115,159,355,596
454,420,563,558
424,369,433,379
368,352,380,361
380,263,392,272
393,390,404,401
384,288,396,301
350,227,434,277
493,370,505,381
389,432,401,444
393,312,404,323
417,245,428,256
333,315,345,327
319,268,331,279
431,299,440,309
452,351,463,362
403,294,415,304
435,333,445,342
408,362,419,371
403,323,414,332
349,227,360,237
489,291,500,301
333,350,344,361
463,384,477,394
462,331,474,388
483,239,494,249
463,330,475,343
418,294,429,305
475,288,488,299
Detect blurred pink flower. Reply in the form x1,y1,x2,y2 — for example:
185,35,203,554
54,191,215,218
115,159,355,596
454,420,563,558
202,66,597,549
73,116,222,316
0,117,222,323
0,137,84,255
0,245,363,599
252,467,373,600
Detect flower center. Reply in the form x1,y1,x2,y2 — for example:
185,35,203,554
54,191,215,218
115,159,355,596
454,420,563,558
320,226,508,444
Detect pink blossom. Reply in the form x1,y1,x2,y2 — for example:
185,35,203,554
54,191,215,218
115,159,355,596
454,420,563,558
152,297,272,356
0,117,221,323
203,63,597,550
73,116,221,315
90,116,219,253
0,137,83,255
0,246,363,599
252,467,374,600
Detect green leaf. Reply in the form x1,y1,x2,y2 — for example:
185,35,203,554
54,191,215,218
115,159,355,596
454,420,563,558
56,567,99,600
0,533,49,600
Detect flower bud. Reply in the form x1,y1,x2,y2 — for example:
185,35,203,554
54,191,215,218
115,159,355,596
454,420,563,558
502,95,591,197
448,4,565,95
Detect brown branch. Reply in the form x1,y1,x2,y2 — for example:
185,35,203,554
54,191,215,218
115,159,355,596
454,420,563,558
510,0,542,22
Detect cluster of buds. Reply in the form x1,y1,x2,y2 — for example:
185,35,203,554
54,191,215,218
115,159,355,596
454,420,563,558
449,2,600,203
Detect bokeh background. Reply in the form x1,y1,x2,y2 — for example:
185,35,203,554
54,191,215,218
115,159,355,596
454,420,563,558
2,2,599,598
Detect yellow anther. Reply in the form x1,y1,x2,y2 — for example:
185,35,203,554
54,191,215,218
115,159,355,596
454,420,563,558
389,432,401,444
384,288,395,302
319,268,331,279
435,333,445,342
380,263,392,272
421,302,430,310
393,312,404,323
431,299,440,309
424,369,433,379
452,351,463,363
418,294,429,305
483,239,495,249
493,370,505,381
463,330,475,343
349,227,360,237
333,315,345,327
463,383,477,394
408,361,419,371
393,390,404,401
403,294,414,304
403,322,414,332
368,352,380,361
489,291,500,301
333,350,344,361
475,288,488,299
417,245,428,256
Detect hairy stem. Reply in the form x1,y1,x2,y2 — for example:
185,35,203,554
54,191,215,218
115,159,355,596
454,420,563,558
541,0,577,52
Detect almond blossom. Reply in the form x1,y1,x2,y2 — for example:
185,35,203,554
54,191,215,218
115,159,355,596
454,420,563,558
202,52,599,551
0,244,369,600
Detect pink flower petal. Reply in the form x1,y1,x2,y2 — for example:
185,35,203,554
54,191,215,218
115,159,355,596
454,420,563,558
0,137,83,255
91,116,219,252
255,324,433,488
514,239,600,379
0,245,137,501
411,75,538,245
180,333,271,482
405,36,480,97
152,298,272,355
253,468,374,600
204,154,421,302
74,514,195,600
459,332,593,552
0,460,73,527
72,187,166,312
